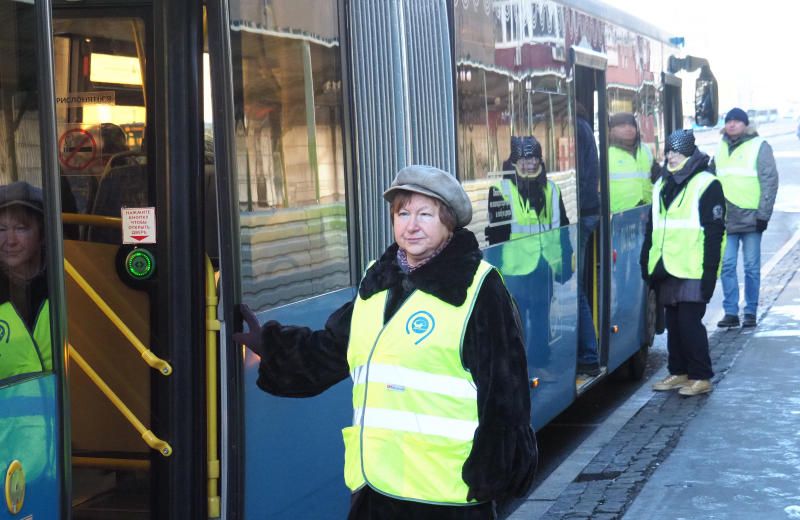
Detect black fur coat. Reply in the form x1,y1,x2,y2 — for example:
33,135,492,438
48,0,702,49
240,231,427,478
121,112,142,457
257,228,537,514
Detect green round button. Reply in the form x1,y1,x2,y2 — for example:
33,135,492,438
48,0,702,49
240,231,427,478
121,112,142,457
126,248,155,280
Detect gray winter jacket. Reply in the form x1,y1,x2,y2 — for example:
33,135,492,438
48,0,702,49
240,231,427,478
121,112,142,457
712,127,779,234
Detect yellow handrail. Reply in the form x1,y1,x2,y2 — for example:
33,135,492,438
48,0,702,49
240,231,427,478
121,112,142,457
72,456,150,471
64,259,172,376
206,256,221,518
62,213,121,228
68,343,172,457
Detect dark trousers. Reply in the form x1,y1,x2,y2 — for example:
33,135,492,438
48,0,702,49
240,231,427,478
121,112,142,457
664,302,713,380
348,486,496,520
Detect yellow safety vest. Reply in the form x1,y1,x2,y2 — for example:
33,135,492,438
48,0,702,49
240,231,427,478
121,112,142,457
0,300,51,381
495,178,563,276
715,137,763,209
648,172,723,279
343,261,494,504
609,144,653,213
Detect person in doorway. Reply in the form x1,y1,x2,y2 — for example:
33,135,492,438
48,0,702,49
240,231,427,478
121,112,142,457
0,182,50,380
234,165,537,519
641,130,725,396
485,136,573,376
575,103,601,376
713,107,779,328
608,113,658,213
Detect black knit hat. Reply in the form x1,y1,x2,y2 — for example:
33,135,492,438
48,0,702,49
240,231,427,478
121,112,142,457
667,129,696,157
511,136,542,160
609,112,637,128
724,107,749,125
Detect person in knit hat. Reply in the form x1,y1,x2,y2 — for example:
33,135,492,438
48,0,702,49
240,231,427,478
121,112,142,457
485,135,574,379
713,107,779,328
607,113,659,213
641,129,726,396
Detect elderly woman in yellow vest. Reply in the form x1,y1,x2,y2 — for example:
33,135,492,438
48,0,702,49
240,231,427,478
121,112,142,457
608,113,658,213
0,182,51,380
235,165,537,519
0,181,53,499
640,130,726,397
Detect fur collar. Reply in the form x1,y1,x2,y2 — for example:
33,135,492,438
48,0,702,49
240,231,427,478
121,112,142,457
721,125,759,146
358,228,483,306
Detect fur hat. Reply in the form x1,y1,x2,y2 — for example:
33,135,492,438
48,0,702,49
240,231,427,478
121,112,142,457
383,165,472,227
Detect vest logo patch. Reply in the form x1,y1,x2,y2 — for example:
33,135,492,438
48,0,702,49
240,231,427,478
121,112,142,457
0,320,10,343
406,311,435,345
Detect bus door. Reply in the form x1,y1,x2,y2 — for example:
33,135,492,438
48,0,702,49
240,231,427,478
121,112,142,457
53,1,209,517
662,72,683,137
0,0,68,518
572,48,610,389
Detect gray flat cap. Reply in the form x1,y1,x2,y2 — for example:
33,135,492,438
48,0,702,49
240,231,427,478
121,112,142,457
0,181,43,213
383,165,472,227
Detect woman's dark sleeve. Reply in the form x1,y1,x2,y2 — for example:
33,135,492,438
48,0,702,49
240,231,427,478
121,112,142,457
699,180,726,277
256,299,354,397
640,209,653,280
558,194,570,226
486,185,512,245
461,270,537,502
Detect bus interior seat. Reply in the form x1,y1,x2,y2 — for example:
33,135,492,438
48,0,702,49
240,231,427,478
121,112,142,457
88,162,149,244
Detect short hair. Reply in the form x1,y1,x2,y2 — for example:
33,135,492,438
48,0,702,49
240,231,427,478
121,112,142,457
389,191,458,232
0,204,43,235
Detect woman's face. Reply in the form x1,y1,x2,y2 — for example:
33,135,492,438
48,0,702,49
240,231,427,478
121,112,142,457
517,156,541,177
393,193,451,266
0,210,43,279
666,150,687,168
610,123,637,144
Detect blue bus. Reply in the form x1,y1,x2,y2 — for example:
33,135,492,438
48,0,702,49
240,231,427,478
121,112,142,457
0,0,717,518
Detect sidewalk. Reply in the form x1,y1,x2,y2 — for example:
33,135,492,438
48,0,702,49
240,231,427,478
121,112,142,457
624,268,800,518
508,230,800,519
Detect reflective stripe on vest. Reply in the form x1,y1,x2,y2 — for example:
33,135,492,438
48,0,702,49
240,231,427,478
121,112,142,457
343,261,493,504
0,300,51,380
609,144,653,213
496,179,563,276
715,137,762,209
648,172,720,279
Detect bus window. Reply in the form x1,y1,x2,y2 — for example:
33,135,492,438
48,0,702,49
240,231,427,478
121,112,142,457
54,17,148,241
0,11,54,386
229,0,348,312
453,7,576,248
0,2,61,518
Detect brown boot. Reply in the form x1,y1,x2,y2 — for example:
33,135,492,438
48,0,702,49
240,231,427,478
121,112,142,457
678,379,712,396
652,374,689,391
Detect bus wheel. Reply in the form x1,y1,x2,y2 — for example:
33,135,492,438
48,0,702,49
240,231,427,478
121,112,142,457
626,344,649,380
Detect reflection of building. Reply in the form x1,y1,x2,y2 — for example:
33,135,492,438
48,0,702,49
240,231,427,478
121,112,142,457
455,1,667,234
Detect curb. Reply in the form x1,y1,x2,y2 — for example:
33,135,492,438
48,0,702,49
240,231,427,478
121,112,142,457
512,238,800,519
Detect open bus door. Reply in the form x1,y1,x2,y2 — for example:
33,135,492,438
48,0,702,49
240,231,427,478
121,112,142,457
49,0,210,517
0,0,68,518
571,47,610,390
